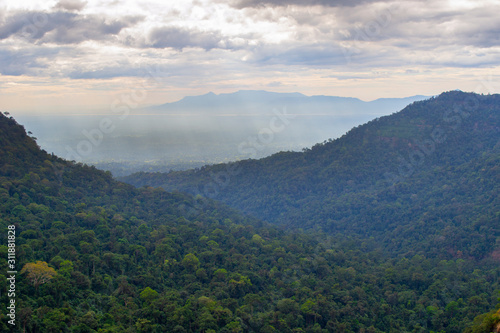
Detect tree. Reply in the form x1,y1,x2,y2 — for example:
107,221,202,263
42,309,70,332
140,287,159,303
20,261,57,290
182,253,200,271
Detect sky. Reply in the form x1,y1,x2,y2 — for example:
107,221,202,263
1,0,500,114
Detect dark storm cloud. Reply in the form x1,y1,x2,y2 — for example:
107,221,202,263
0,10,142,44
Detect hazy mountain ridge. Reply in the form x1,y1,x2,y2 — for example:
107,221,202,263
146,90,428,116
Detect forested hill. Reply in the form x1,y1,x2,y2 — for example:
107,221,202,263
122,91,500,259
1,108,500,332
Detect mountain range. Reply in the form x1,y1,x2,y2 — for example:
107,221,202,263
145,90,429,116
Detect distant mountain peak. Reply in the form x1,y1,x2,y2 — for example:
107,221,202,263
147,90,429,113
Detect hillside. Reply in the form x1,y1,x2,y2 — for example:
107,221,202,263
122,91,500,260
1,109,499,332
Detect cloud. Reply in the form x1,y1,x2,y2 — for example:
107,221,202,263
67,63,172,79
343,2,500,49
1,0,499,85
0,47,59,76
325,74,375,80
243,42,348,67
450,7,500,48
0,10,143,44
145,26,244,51
54,0,87,12
228,0,373,9
267,81,283,86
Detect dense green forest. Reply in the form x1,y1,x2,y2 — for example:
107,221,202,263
1,92,499,333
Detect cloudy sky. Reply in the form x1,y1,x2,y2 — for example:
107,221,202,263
1,0,500,113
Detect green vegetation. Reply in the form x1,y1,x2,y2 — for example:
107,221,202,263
0,91,499,332
465,294,500,333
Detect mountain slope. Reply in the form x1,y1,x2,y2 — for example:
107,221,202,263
1,108,500,332
122,91,500,259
